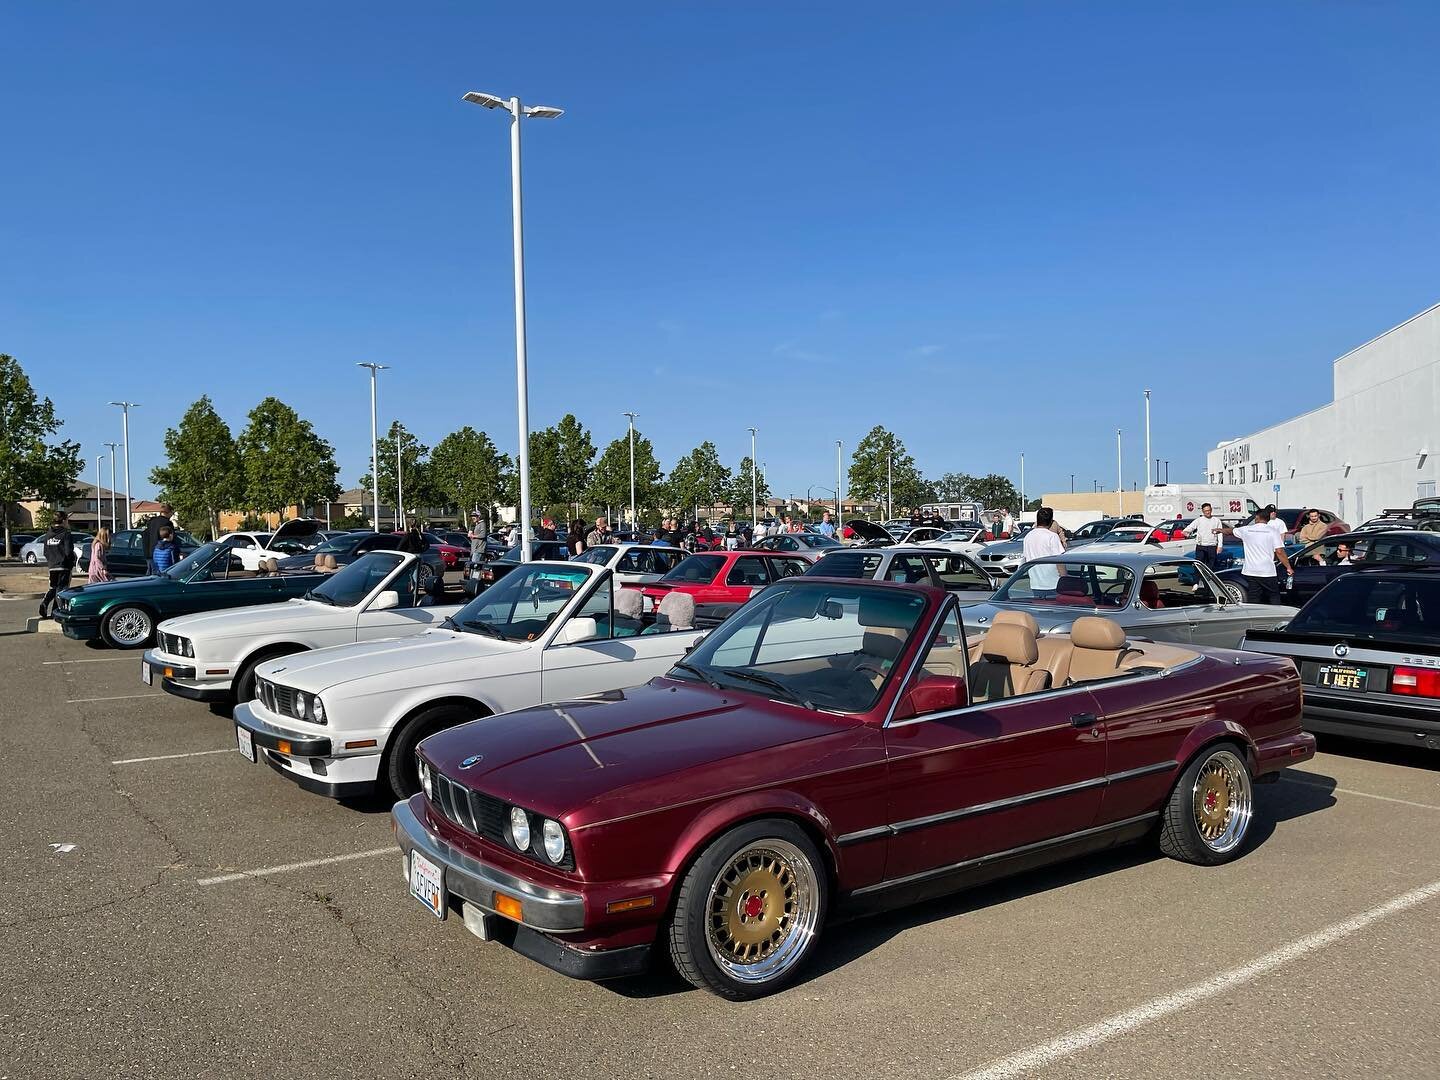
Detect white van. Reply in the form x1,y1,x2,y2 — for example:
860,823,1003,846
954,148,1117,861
1144,485,1259,524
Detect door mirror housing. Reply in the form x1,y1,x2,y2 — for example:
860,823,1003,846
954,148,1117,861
369,590,401,612
894,675,968,721
556,616,599,645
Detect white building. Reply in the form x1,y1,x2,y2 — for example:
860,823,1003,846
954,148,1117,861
1205,300,1439,525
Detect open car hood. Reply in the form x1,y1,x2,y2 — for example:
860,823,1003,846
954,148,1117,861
844,519,894,543
268,519,323,547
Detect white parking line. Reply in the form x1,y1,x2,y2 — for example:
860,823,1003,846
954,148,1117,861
197,847,395,886
66,693,164,703
954,877,1440,1080
1281,772,1440,811
43,657,135,665
112,748,234,765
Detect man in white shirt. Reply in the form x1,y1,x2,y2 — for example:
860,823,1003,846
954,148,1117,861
1222,509,1294,604
1022,507,1067,597
1183,502,1223,571
1264,504,1288,545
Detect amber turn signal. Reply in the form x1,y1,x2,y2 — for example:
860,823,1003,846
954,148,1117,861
276,739,292,755
605,895,655,915
344,739,378,750
494,893,523,921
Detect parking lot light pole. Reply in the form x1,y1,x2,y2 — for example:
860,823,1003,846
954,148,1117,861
94,455,102,531
396,431,406,531
836,440,844,521
463,90,564,562
748,427,758,526
624,412,638,528
104,442,118,531
357,364,388,530
107,402,137,527
886,452,893,520
1020,451,1025,510
1144,389,1152,486
1116,429,1123,517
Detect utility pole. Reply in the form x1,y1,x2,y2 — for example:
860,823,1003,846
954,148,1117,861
624,412,638,529
837,440,844,521
1116,428,1124,517
107,402,138,528
748,427,758,527
356,363,387,530
104,442,118,532
1144,389,1152,487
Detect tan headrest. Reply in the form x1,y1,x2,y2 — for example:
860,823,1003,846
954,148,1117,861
980,622,1039,666
1071,616,1125,651
992,609,1039,636
615,588,643,618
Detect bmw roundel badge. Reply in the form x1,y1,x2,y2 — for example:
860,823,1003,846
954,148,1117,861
1334,642,1349,658
459,754,484,769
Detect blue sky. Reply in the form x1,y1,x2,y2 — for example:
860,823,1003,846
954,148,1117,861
4,1,1439,504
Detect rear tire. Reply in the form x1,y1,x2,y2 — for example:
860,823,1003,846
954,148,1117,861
1159,744,1254,865
1222,582,1247,605
380,703,483,801
102,605,154,649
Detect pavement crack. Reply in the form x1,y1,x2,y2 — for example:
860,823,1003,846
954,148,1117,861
0,870,169,929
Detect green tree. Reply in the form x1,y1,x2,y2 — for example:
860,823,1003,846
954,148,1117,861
931,472,976,502
666,442,731,520
429,426,507,523
848,426,926,515
149,396,243,538
727,456,771,521
359,421,433,520
587,428,663,525
965,473,1022,511
522,414,594,515
236,397,340,519
0,354,82,552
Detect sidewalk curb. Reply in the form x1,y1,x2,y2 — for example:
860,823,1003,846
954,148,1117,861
1,592,48,601
25,617,61,634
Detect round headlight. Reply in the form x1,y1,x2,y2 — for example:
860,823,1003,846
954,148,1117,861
417,758,432,798
541,819,566,864
509,807,531,851
312,696,325,724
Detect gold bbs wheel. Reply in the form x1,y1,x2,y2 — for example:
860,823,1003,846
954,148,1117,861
1190,749,1253,854
703,839,820,986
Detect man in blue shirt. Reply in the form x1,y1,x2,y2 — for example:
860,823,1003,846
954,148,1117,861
816,511,836,538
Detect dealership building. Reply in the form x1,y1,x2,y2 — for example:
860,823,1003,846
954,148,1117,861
1205,300,1439,524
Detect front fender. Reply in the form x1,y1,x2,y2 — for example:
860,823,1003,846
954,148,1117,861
662,788,840,885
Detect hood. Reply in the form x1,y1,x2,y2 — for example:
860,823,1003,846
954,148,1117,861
62,576,174,603
256,628,520,693
268,519,322,547
159,597,336,640
844,519,894,543
420,680,860,824
978,538,1025,556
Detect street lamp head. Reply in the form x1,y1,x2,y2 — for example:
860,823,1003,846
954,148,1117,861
523,105,564,119
462,91,509,109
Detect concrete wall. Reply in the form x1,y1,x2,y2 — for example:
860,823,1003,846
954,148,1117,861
1205,301,1440,523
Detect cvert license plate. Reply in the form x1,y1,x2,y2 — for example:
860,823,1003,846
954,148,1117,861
141,661,152,686
236,725,256,762
409,849,446,919
1318,664,1370,692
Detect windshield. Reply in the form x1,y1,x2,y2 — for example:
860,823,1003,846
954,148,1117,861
450,563,591,640
166,542,226,580
797,534,842,548
994,561,1134,608
1288,575,1440,644
310,534,364,556
1098,528,1152,544
309,551,409,607
673,582,929,713
659,554,726,585
572,545,618,566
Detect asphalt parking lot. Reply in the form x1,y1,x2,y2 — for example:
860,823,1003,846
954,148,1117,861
2,586,1438,1079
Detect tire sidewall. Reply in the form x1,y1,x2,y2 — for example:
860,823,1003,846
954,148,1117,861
103,605,154,649
381,704,475,800
670,818,828,1000
233,646,305,705
1163,741,1253,865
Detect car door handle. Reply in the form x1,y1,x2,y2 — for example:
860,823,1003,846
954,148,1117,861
1070,712,1098,729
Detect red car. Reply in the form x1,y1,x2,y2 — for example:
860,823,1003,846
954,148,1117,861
395,577,1314,999
422,532,469,571
636,550,811,610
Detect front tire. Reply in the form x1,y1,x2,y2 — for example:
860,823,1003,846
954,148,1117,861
24,552,36,564
102,605,155,649
380,703,480,800
417,561,438,597
667,819,827,1000
1159,744,1254,865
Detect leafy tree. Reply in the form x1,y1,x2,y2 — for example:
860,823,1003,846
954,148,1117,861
666,442,731,520
523,414,594,515
429,426,507,524
149,396,243,538
965,473,1022,511
848,426,926,515
1025,497,1043,512
931,472,976,503
0,354,84,552
236,397,340,520
359,421,433,520
588,428,663,525
727,457,771,521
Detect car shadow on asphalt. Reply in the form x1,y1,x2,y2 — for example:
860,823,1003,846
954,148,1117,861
603,775,1340,1000
1312,733,1439,771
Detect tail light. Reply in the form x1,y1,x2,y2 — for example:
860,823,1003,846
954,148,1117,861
1391,666,1440,698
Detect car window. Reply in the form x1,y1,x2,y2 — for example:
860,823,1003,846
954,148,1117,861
910,607,969,717
572,545,617,567
661,554,726,585
923,553,990,590
114,531,140,554
456,564,590,641
726,556,772,587
768,557,808,580
1369,537,1427,564
884,554,931,585
776,536,799,551
995,562,1132,607
1288,575,1440,645
228,535,254,548
808,551,883,578
1141,561,1217,608
566,575,613,642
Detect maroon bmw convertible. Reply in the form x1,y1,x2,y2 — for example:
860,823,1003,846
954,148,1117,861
394,577,1314,999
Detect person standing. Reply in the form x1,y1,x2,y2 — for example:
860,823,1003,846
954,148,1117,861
586,516,609,550
567,518,587,557
143,502,175,575
1184,502,1223,571
724,520,740,550
1298,509,1328,546
1021,507,1066,598
467,511,487,566
397,518,427,554
535,517,557,541
88,527,112,584
151,524,182,573
816,511,836,538
38,512,76,618
1223,509,1294,604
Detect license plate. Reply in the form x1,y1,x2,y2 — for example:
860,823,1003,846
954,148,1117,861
236,725,256,762
141,661,152,686
409,849,446,919
1318,663,1369,692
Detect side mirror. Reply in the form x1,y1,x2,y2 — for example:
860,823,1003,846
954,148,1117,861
894,675,968,721
370,590,401,611
556,616,599,645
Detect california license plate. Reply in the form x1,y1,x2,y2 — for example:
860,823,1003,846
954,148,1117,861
409,849,446,919
141,661,152,686
1318,663,1369,692
236,725,256,762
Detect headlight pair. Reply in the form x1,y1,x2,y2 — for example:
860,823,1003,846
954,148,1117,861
507,805,567,865
294,691,326,724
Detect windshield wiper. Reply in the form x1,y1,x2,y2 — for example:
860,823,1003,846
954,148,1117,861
303,589,335,606
461,619,509,641
671,660,722,689
718,668,815,710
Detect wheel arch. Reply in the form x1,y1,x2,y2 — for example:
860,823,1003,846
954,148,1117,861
1175,719,1258,777
237,640,311,673
379,694,496,763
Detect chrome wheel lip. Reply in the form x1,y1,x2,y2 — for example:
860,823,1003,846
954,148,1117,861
704,838,820,985
1224,583,1246,605
1191,749,1252,854
108,608,152,646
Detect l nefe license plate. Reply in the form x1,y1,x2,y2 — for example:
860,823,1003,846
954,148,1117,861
236,725,256,762
409,849,446,919
1318,664,1369,692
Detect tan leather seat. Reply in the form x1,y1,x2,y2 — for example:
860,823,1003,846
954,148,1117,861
972,610,1071,687
1066,617,1128,683
970,622,1050,703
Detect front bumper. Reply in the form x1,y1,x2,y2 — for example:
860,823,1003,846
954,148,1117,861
233,701,332,756
58,616,101,641
143,649,233,703
233,702,380,798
